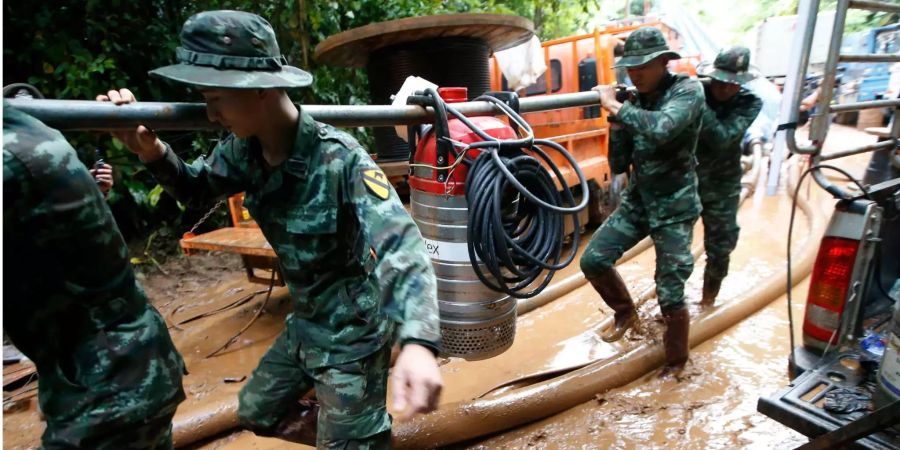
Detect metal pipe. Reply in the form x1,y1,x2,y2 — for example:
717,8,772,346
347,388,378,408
819,139,897,161
893,112,900,171
769,0,822,193
5,99,213,131
784,0,897,199
4,91,603,131
810,0,850,144
848,0,900,13
829,98,900,113
839,54,900,63
892,104,900,139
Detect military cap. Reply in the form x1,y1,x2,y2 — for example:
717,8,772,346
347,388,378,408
150,10,312,89
613,27,681,68
697,46,758,85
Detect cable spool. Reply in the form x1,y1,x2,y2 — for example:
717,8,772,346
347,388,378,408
315,13,534,161
367,37,492,160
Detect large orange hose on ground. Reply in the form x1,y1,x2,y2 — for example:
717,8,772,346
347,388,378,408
173,399,239,446
392,159,822,449
516,238,652,314
171,151,766,447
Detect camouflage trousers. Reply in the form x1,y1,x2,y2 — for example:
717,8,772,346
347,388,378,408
698,179,741,283
38,305,185,450
580,198,696,310
238,314,392,449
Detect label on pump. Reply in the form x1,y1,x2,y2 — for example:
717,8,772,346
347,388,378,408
880,332,900,397
423,239,477,263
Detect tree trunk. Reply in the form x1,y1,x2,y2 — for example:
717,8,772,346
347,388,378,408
533,4,545,38
298,0,310,69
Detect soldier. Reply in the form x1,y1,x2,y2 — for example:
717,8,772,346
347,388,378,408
98,10,442,449
3,102,185,449
581,27,705,378
695,47,763,307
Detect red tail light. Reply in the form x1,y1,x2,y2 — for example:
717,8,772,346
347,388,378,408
803,237,860,345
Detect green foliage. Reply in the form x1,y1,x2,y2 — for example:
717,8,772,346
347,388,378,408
4,0,598,244
3,0,890,248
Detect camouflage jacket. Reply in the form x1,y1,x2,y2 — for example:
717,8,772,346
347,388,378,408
609,73,705,227
697,84,762,186
3,103,184,423
146,109,441,368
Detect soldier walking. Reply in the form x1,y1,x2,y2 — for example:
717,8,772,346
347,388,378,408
580,27,705,378
695,46,763,307
99,10,442,449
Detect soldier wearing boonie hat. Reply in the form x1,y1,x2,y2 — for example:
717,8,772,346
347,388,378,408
147,11,314,89
99,10,443,449
581,26,705,379
694,46,763,308
611,27,682,69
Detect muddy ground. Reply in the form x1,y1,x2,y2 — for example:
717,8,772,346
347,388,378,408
2,125,884,449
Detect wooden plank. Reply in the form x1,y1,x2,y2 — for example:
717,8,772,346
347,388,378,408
3,362,37,390
180,228,276,258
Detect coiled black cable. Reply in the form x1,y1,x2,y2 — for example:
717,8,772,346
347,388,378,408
412,89,589,298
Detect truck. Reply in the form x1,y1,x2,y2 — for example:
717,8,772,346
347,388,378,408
752,11,837,79
834,23,899,126
756,0,900,447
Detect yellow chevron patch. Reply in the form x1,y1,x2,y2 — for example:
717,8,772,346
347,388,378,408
362,169,390,200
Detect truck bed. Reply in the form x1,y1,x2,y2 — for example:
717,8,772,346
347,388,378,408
758,350,900,449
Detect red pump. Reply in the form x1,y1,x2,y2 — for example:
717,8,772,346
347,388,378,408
408,87,517,196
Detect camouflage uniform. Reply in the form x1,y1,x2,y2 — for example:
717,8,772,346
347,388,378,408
3,102,185,449
142,11,441,449
580,60,704,310
696,47,762,286
580,28,702,376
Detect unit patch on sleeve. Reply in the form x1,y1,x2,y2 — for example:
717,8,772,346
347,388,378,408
361,169,390,200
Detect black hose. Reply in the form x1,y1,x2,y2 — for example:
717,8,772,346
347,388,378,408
415,90,588,299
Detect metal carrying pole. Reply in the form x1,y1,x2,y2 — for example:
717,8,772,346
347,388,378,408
5,91,603,131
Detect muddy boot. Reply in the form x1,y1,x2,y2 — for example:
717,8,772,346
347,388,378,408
272,398,319,445
588,268,638,342
700,272,722,308
659,306,690,379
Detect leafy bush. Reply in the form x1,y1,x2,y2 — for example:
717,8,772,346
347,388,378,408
4,0,596,245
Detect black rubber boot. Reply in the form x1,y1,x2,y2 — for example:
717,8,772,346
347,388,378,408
588,268,639,342
700,271,723,308
659,306,690,379
272,399,319,445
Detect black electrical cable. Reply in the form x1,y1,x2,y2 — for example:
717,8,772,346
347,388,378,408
415,90,588,299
